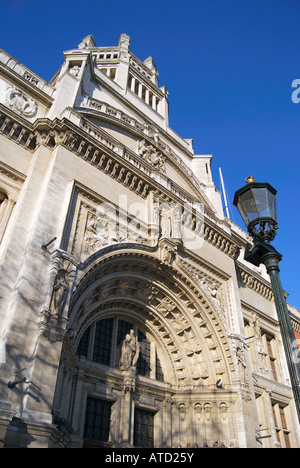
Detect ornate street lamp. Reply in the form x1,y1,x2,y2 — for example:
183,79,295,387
234,176,300,423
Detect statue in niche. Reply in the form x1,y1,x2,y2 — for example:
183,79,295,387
179,403,186,422
172,205,182,239
152,201,160,225
236,346,247,383
69,65,80,76
50,269,69,318
119,329,140,370
160,206,172,238
252,315,268,372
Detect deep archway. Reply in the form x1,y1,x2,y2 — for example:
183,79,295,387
52,243,239,447
67,243,235,388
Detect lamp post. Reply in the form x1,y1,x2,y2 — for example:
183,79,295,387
233,176,300,423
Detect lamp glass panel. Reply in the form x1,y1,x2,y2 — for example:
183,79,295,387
237,189,259,226
236,200,249,227
251,187,269,218
267,189,277,220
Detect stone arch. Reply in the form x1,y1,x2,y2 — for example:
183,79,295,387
66,244,235,388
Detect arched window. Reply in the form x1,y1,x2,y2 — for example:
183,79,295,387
76,317,164,382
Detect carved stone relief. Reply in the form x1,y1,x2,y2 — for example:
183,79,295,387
138,139,166,172
6,86,37,117
82,211,124,256
80,205,151,259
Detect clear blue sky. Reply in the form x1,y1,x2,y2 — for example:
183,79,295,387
1,0,300,308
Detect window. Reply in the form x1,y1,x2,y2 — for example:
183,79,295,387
134,409,154,448
137,330,151,377
92,318,113,364
261,331,278,381
76,326,90,357
117,319,132,346
266,335,278,381
156,352,164,382
83,397,112,447
76,317,164,381
272,402,291,448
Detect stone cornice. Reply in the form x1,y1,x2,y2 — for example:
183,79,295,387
236,261,274,301
241,300,278,327
0,160,26,185
0,104,36,150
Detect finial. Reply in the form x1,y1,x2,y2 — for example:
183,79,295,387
78,34,96,49
245,175,256,184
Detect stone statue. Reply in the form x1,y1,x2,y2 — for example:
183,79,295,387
119,329,140,370
50,269,69,318
236,346,247,383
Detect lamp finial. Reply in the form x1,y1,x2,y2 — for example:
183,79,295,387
245,175,256,184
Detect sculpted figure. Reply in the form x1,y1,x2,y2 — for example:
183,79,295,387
236,346,247,383
119,329,140,370
50,270,69,318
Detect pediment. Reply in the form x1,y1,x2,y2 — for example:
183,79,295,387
77,101,216,212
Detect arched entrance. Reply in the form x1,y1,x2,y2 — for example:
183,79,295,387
53,243,239,448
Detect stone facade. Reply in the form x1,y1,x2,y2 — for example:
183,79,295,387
0,34,299,448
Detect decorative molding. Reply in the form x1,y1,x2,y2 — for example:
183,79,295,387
0,105,36,150
236,262,273,301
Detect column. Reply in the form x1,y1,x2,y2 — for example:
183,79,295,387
120,369,136,447
152,94,157,111
138,82,143,99
145,88,150,105
130,76,136,92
